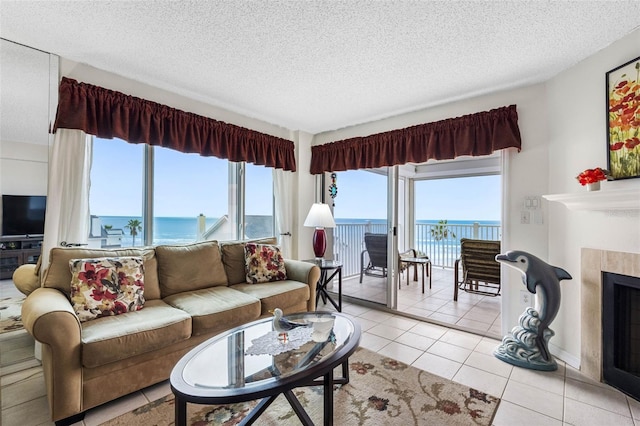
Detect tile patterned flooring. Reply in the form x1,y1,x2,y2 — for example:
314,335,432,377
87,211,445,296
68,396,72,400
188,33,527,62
2,278,639,425
336,266,502,337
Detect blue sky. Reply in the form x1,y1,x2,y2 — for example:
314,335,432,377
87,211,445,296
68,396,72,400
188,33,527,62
90,139,272,217
335,171,501,221
91,138,500,221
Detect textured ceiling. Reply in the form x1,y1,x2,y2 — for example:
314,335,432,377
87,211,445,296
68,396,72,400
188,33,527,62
1,1,639,134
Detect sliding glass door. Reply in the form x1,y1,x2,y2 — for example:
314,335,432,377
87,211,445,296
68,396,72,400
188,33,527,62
331,167,398,308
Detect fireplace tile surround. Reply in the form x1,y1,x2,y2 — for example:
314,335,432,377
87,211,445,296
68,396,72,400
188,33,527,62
581,248,640,383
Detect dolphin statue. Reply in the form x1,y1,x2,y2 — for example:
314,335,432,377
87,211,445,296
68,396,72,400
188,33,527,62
495,250,572,364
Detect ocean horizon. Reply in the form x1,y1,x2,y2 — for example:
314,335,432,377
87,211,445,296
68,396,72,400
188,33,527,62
94,215,500,246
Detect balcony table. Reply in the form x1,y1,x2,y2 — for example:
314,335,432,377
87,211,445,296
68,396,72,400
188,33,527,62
398,257,432,293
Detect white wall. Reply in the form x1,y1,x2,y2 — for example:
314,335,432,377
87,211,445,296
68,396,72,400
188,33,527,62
0,40,57,232
546,28,640,363
0,40,51,196
291,130,317,261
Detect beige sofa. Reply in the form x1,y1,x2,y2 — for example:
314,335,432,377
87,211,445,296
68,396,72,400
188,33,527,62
18,239,320,423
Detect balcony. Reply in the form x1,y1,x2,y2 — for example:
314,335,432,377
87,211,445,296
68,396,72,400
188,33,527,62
333,221,501,276
329,221,502,337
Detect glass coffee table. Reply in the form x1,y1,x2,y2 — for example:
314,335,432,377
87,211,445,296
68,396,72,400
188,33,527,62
170,312,361,426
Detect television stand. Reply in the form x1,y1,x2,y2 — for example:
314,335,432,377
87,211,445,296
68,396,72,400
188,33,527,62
0,236,43,280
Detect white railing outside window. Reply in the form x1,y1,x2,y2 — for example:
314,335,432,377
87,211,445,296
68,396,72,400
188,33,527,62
333,222,501,277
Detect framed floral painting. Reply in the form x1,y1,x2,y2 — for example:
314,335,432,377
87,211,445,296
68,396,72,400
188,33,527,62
606,55,640,180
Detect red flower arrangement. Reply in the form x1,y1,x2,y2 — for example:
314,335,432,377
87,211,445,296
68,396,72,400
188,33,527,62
576,167,608,186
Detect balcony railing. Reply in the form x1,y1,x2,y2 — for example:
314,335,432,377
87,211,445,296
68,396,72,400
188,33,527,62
332,222,387,277
333,222,501,277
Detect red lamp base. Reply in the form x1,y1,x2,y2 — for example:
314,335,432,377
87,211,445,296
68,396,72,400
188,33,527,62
312,228,326,258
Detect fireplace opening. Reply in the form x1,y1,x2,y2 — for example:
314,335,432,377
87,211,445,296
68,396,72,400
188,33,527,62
602,271,640,401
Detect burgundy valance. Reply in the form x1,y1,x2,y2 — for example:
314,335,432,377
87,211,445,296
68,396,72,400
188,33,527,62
53,77,297,171
310,105,521,174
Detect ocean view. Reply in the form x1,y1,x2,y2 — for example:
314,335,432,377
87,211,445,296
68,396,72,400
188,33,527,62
96,215,499,248
98,216,220,246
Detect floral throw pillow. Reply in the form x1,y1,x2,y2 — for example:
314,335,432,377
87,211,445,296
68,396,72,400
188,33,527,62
69,257,145,322
245,243,287,284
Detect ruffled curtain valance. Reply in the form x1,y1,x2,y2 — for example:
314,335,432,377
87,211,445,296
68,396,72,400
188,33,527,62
53,77,297,171
310,105,521,174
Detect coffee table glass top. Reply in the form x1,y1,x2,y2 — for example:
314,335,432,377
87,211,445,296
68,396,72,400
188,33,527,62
181,312,356,390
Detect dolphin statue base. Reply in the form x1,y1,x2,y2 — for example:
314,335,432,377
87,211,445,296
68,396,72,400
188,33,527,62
494,307,557,371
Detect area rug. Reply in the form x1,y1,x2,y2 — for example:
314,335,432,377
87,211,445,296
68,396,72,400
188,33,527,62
0,296,25,334
104,347,500,426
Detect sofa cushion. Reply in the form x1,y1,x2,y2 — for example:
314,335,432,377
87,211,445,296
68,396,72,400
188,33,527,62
230,281,310,316
155,240,227,297
43,247,161,300
244,243,287,284
80,299,191,368
220,237,277,285
70,257,145,322
163,286,261,336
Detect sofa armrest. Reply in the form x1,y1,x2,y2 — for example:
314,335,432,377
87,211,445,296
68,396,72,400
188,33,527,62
22,287,83,421
284,259,320,311
13,264,40,296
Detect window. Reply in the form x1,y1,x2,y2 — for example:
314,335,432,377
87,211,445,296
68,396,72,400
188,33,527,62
88,138,143,248
244,163,274,239
414,174,501,267
153,146,230,244
89,137,275,248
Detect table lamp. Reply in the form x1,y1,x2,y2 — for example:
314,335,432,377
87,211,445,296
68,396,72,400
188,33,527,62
303,203,336,259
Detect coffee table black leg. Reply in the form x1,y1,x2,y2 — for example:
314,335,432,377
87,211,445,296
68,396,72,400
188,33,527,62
283,390,313,425
324,369,334,426
175,395,187,426
241,395,278,425
337,268,342,312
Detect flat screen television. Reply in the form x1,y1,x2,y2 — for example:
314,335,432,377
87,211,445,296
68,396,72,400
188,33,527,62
2,195,46,237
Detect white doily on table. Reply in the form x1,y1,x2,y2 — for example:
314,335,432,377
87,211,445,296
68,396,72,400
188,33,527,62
245,327,313,356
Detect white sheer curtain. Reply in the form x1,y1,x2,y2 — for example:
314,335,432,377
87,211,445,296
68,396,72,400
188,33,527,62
273,169,293,258
40,129,92,276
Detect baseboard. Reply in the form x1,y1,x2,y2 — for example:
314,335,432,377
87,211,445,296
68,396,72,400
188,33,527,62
550,343,580,369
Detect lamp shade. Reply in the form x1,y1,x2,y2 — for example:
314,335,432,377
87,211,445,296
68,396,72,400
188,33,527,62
303,203,336,228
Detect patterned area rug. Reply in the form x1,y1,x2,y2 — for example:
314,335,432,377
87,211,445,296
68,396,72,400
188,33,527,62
105,347,500,426
0,296,25,334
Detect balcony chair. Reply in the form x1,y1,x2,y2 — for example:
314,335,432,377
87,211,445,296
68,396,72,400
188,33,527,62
359,233,387,283
454,238,501,301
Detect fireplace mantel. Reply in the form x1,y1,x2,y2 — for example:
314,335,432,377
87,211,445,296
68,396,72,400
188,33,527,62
543,187,640,211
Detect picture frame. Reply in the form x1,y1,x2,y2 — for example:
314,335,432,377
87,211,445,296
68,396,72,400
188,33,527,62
606,55,640,180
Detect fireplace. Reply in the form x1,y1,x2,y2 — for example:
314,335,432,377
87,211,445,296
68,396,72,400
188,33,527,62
581,248,640,401
602,271,640,400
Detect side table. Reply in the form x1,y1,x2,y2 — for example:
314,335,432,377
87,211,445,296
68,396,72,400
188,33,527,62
303,259,342,312
398,257,432,293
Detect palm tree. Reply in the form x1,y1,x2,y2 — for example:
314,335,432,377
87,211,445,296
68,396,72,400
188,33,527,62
125,219,143,246
429,220,456,266
430,219,456,240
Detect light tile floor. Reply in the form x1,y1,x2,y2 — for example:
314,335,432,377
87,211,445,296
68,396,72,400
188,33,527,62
334,266,502,337
2,301,639,425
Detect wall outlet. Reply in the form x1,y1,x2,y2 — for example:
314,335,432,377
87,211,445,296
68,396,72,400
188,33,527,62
520,210,530,224
520,290,531,306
